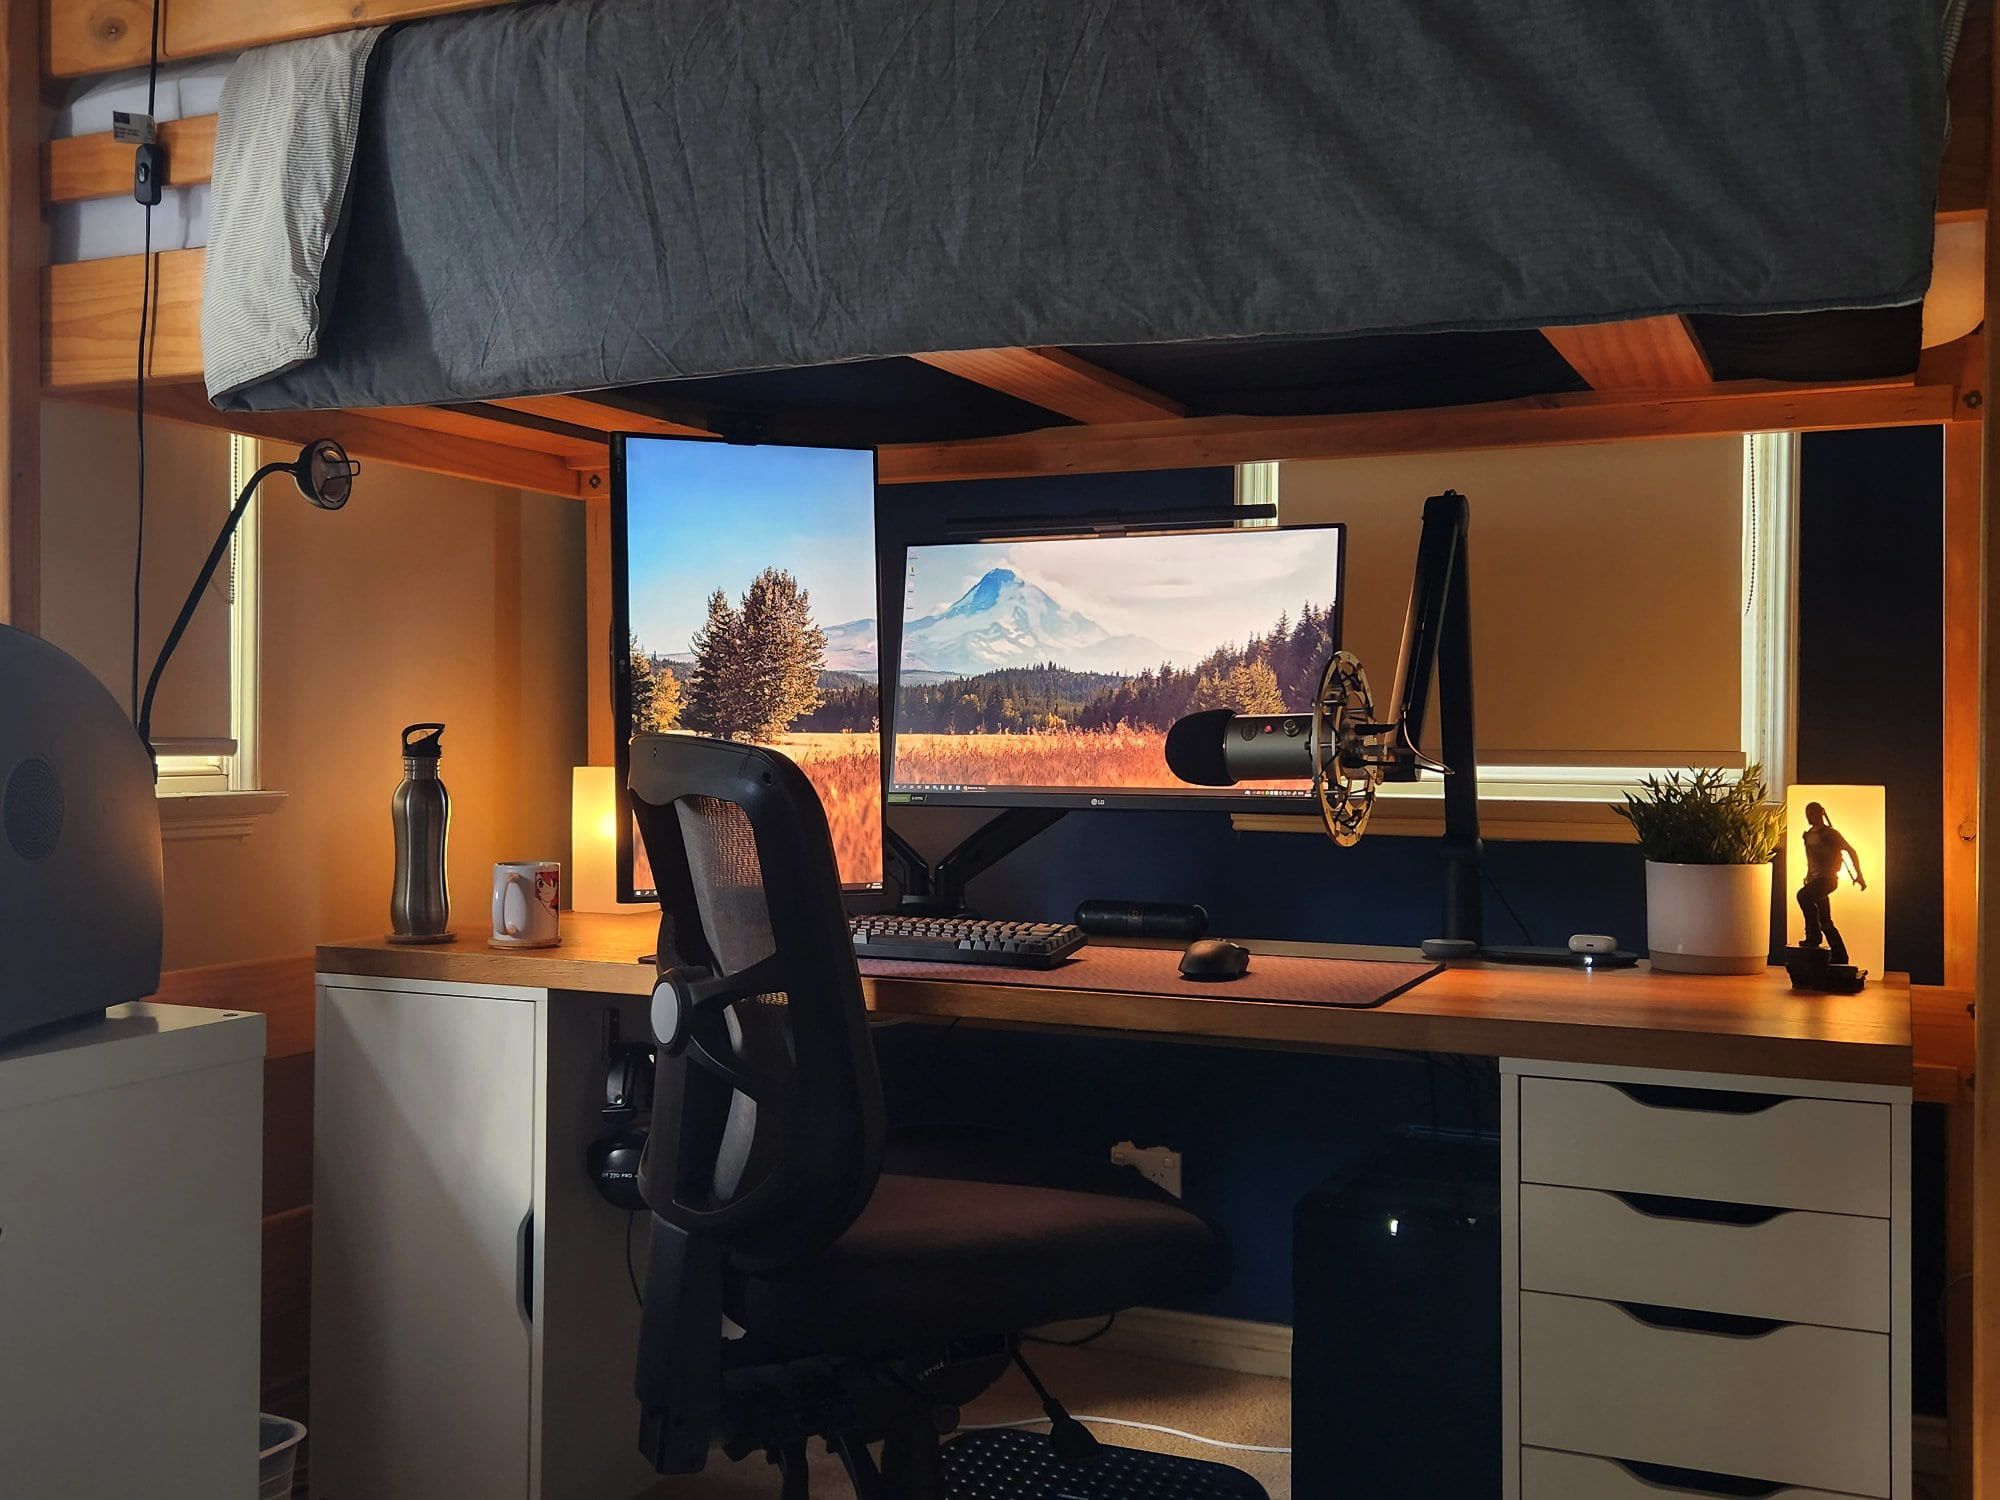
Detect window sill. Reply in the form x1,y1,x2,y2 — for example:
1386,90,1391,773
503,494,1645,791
1233,794,1631,843
157,790,288,841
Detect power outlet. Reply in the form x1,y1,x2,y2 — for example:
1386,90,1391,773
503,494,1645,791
1111,1140,1182,1198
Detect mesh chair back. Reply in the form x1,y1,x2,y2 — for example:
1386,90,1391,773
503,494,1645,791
628,733,884,1270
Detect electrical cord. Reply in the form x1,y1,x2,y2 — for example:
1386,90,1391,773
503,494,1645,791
624,1211,644,1308
1481,863,1534,945
1023,1314,1117,1349
130,0,163,723
959,1415,1291,1457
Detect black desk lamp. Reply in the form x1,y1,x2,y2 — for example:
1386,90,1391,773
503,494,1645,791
136,438,358,762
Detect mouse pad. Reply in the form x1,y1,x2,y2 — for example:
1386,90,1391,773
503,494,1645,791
858,945,1441,1009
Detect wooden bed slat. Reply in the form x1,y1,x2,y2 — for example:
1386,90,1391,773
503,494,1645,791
876,379,1953,484
47,114,213,202
489,394,710,438
47,0,512,78
1540,316,1714,392
913,347,1186,423
386,402,608,466
64,382,599,499
44,245,204,388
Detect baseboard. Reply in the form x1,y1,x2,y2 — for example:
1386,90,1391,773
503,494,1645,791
1036,1308,1292,1380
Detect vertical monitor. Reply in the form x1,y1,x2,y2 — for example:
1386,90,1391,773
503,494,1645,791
613,437,883,897
886,524,1344,812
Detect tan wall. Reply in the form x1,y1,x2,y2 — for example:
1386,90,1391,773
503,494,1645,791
1280,437,1745,765
39,406,587,968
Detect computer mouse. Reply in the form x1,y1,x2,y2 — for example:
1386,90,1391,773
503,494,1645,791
1180,938,1251,981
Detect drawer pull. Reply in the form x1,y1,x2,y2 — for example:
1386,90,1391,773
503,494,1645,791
1613,1301,1785,1339
1611,1083,1787,1115
1609,1191,1789,1227
1613,1456,1789,1496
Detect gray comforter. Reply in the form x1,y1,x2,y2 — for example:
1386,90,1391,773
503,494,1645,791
207,0,1964,412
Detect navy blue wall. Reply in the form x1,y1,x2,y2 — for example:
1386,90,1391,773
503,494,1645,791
870,435,1945,1384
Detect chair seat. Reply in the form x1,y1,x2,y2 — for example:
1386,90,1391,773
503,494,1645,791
729,1172,1226,1356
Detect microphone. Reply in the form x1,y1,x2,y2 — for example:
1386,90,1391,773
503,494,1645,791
1163,709,1319,785
1163,651,1388,848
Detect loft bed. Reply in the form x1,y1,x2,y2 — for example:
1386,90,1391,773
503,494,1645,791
11,0,1990,505
1,3,1998,1484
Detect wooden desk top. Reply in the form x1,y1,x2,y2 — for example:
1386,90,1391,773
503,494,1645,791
317,912,1913,1088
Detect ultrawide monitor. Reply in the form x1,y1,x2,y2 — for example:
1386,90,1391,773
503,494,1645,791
886,524,1344,812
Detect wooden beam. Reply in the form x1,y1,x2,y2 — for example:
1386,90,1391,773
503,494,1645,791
382,403,609,467
1948,422,1982,994
1,0,39,629
488,394,709,438
44,247,204,388
1975,1,2000,1486
878,379,1954,485
47,0,512,77
46,114,214,202
912,347,1186,423
64,384,596,500
1540,316,1713,392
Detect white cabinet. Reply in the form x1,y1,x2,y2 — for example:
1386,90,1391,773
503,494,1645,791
1502,1060,1911,1500
312,977,662,1500
0,1003,264,1500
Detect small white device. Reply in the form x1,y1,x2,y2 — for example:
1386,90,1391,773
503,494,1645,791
1567,934,1618,955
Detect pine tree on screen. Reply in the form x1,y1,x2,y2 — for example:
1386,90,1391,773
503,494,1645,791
684,589,747,736
738,568,827,738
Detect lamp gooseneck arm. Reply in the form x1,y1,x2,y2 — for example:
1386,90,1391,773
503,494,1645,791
136,460,291,762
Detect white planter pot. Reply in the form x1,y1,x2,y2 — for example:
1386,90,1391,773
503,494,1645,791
1644,861,1773,975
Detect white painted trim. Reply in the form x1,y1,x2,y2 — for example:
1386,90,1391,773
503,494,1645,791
156,788,287,840
315,973,549,1004
1035,1307,1292,1379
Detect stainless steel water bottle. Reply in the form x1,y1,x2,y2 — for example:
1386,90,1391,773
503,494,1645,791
389,722,452,942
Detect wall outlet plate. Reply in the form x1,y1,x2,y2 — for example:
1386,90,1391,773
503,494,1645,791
1111,1140,1182,1198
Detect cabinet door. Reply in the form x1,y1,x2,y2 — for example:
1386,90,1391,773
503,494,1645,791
312,985,538,1500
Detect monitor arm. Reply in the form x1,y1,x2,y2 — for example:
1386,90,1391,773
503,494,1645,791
1378,491,1482,954
886,808,1069,916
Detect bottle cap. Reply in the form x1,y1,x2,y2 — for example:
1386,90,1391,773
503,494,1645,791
402,723,445,759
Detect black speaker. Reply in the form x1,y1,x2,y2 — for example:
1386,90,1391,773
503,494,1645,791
1074,899,1208,940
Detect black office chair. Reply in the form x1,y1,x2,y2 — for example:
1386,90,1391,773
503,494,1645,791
626,733,1255,1499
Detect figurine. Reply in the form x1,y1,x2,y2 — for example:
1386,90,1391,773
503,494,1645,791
1786,801,1867,992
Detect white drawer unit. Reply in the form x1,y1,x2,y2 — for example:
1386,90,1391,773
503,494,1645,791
1519,1184,1890,1332
1522,1446,1873,1500
1518,1076,1891,1216
1503,1060,1911,1500
1519,1292,1889,1497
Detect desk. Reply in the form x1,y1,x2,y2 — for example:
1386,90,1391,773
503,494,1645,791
311,915,1918,1500
320,910,1913,1087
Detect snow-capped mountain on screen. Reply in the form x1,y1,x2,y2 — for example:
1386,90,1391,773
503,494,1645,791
899,568,1178,677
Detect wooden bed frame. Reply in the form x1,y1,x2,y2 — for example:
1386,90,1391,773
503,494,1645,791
3,2,1997,1491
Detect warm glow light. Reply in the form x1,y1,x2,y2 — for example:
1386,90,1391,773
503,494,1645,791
1784,784,1885,982
572,766,654,914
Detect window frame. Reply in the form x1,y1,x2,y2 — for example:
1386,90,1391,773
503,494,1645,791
154,433,263,798
1236,434,1798,840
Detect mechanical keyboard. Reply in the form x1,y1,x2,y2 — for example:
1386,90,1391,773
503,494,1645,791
848,915,1087,969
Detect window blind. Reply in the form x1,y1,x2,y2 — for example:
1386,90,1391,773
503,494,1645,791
1278,437,1746,769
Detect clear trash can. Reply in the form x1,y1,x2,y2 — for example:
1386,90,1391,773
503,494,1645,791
258,1414,306,1499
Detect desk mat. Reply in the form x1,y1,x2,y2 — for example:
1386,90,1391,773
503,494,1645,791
858,945,1441,1010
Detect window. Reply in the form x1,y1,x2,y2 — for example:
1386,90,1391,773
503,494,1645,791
1251,433,1796,838
155,433,264,797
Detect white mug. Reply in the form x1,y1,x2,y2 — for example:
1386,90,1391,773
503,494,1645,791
492,861,562,948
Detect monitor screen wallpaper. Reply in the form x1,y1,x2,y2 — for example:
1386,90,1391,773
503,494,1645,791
888,525,1343,809
619,439,882,891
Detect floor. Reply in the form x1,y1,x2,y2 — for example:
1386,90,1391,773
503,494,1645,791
672,1345,1293,1499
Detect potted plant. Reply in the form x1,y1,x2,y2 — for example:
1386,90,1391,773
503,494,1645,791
1617,766,1786,974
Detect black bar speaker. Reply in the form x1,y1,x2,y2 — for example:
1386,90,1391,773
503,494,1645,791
1074,900,1208,940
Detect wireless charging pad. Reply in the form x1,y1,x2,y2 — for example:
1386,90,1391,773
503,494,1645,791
1479,944,1640,970
941,1431,1268,1499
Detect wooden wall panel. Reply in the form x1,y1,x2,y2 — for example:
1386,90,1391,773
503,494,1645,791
1947,423,1982,992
